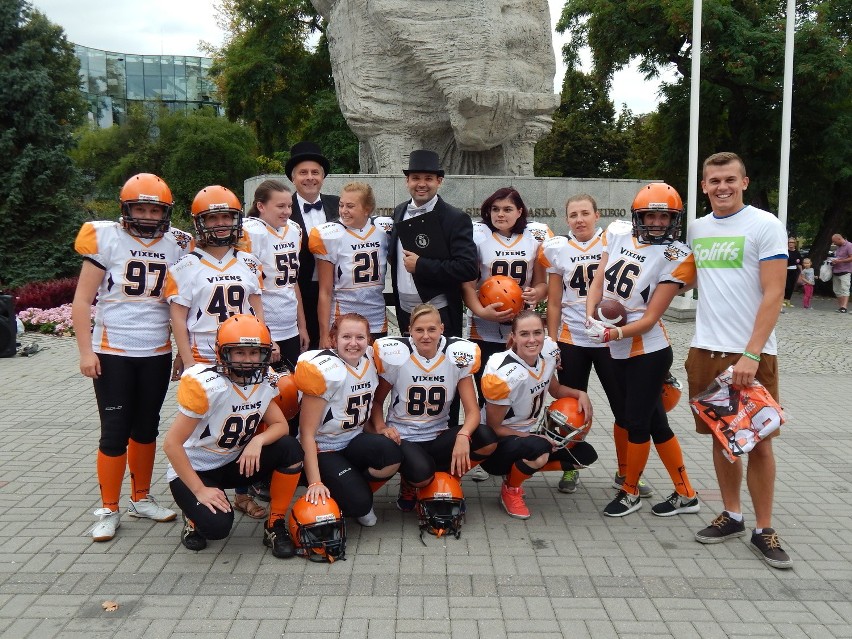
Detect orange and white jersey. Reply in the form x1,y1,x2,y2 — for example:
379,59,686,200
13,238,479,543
164,248,263,364
538,228,605,348
479,336,560,432
373,335,480,442
241,217,302,341
309,217,393,334
74,220,193,357
294,349,379,452
469,222,552,343
601,221,696,359
165,363,278,482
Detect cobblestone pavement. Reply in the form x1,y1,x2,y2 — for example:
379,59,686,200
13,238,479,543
1,290,850,638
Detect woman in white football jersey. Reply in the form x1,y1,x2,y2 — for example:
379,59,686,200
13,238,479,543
370,304,498,512
243,179,308,371
72,173,193,542
295,313,402,527
461,187,551,399
480,310,596,520
585,183,699,519
309,182,393,347
538,194,637,497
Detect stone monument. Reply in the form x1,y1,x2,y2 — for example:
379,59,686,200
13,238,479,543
312,0,561,175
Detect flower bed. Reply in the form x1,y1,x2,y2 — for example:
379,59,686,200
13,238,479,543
17,304,94,337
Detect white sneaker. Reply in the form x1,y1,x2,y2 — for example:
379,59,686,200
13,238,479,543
127,495,177,522
357,508,377,527
92,508,121,542
465,465,489,482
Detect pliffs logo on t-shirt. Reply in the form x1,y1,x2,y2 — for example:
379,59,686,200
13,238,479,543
692,236,745,268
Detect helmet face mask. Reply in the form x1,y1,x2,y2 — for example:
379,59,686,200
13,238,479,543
535,397,591,451
119,173,174,238
289,497,346,563
215,315,273,385
191,185,243,247
631,183,684,245
416,472,465,540
194,209,243,247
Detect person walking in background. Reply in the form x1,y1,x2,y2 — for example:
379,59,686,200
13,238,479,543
830,233,852,313
799,257,815,309
782,237,802,309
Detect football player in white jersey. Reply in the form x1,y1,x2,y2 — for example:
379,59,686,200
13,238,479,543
461,188,552,397
295,314,402,528
480,310,596,519
72,173,193,542
370,304,498,512
166,185,267,375
539,195,642,497
310,182,393,347
586,183,699,518
243,179,308,372
163,315,304,557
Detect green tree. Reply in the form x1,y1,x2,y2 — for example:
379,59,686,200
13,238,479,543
208,0,358,164
0,1,87,288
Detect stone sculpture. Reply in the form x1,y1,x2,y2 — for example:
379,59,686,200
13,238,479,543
312,0,560,175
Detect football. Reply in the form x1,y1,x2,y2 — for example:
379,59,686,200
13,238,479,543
594,299,627,327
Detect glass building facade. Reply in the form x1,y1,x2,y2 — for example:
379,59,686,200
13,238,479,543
74,44,222,128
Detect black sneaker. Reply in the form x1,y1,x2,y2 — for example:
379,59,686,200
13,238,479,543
838,307,848,313
249,480,271,502
263,519,295,559
750,528,793,569
603,490,642,517
694,511,746,544
181,516,207,551
396,478,417,512
652,492,701,517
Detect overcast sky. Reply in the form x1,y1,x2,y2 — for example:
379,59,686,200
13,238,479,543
31,0,673,114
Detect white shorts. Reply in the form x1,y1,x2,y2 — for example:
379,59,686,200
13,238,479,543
833,272,851,297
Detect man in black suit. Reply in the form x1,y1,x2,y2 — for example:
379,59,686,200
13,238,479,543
285,141,340,350
389,150,478,339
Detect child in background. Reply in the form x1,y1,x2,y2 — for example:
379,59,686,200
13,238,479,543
799,258,815,309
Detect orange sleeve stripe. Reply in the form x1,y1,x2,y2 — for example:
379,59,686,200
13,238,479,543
74,223,98,255
671,254,697,287
538,249,552,268
163,272,178,299
294,361,328,396
481,373,510,401
308,229,328,256
177,375,210,415
470,347,481,375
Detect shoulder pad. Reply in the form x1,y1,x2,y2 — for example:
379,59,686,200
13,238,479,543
444,337,479,370
318,221,346,241
373,216,394,234
607,220,633,236
472,222,491,245
374,337,411,368
168,227,194,248
525,222,552,243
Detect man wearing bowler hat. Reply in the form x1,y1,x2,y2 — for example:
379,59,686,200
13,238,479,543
389,149,478,339
285,141,340,350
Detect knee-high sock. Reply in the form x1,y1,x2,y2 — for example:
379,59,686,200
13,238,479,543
268,469,301,527
613,423,629,476
128,439,156,502
623,441,651,496
506,462,534,488
541,460,563,473
97,450,127,511
655,437,695,497
368,478,390,494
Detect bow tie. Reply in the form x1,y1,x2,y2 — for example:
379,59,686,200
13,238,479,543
303,200,323,213
407,205,428,216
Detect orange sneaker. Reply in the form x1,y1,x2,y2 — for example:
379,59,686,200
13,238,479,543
500,482,530,519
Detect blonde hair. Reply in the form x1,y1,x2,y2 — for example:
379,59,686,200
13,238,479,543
409,303,443,330
341,182,375,212
566,193,598,212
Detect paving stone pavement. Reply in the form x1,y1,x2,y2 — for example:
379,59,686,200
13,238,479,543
1,290,850,638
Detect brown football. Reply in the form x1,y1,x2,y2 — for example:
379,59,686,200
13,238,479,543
594,299,627,327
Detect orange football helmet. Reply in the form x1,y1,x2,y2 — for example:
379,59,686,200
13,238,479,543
215,314,273,385
416,472,465,540
191,185,243,246
477,275,524,318
535,397,591,449
631,182,684,245
661,373,683,413
119,173,173,238
270,369,300,420
288,496,346,562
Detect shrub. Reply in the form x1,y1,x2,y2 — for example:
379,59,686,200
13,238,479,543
17,303,91,337
12,277,79,310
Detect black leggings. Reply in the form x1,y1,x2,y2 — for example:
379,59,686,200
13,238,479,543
556,342,624,423
481,433,598,476
613,347,675,445
168,436,303,540
93,353,171,456
399,424,498,483
317,432,403,518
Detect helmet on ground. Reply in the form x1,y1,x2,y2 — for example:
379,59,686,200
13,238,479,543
215,314,273,385
288,496,346,562
477,275,524,318
270,368,300,420
191,185,243,246
661,373,683,413
631,182,683,245
416,472,465,540
536,397,591,449
119,173,173,238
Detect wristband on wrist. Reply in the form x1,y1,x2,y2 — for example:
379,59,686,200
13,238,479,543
456,433,472,441
308,482,323,488
742,351,761,362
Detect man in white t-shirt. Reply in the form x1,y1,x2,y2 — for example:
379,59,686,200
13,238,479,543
686,152,792,569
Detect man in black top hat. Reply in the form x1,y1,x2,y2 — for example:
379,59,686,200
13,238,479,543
389,149,478,339
285,141,340,350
